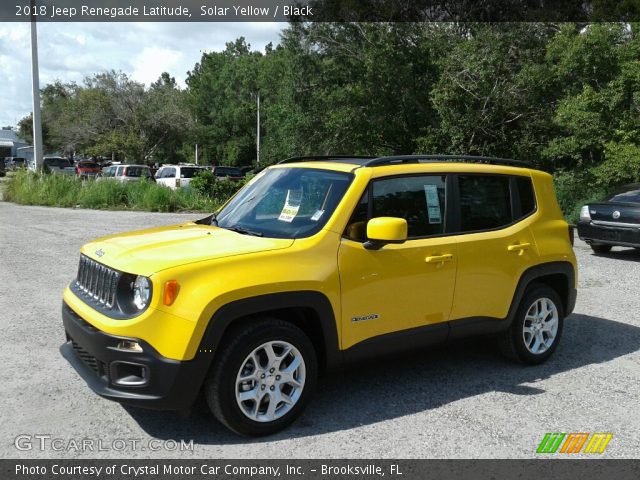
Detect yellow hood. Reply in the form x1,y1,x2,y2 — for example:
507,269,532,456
80,222,294,276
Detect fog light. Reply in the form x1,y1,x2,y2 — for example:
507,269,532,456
111,362,148,386
117,340,143,352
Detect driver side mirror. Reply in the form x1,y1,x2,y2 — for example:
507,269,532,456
364,217,408,250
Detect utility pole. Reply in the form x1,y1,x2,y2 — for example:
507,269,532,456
256,93,260,165
30,0,44,170
195,143,198,165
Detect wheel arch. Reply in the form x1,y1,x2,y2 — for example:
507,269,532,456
199,291,342,373
507,261,577,324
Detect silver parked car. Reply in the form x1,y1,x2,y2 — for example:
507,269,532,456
99,164,154,182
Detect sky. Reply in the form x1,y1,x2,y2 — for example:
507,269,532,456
0,22,285,128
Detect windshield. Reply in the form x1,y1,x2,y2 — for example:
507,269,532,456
608,188,640,204
216,167,353,239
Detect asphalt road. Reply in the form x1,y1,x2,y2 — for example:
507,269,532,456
1,202,639,459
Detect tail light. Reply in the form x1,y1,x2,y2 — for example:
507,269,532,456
176,178,181,187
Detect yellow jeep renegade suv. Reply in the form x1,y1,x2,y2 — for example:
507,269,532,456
60,155,577,436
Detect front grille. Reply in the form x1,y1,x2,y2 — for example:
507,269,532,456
71,339,107,379
76,255,120,308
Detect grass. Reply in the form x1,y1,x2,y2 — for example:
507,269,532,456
4,169,221,212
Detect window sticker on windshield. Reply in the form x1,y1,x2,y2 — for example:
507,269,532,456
424,184,442,224
310,210,325,221
278,189,303,223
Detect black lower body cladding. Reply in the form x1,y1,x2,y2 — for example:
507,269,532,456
60,302,210,411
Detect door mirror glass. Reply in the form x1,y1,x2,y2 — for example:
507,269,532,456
365,217,407,250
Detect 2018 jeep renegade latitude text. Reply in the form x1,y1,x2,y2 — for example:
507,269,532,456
60,155,577,436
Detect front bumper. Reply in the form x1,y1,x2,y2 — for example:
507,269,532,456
60,302,211,411
577,222,640,248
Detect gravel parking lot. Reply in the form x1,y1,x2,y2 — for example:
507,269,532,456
1,202,639,459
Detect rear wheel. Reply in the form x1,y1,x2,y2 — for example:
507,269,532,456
500,284,564,365
591,244,612,254
204,318,317,436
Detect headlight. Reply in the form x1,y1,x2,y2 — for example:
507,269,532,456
579,205,591,222
132,276,151,310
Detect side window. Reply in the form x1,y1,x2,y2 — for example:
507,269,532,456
345,175,447,241
344,188,370,242
115,166,124,176
516,176,536,216
165,168,176,178
372,176,446,238
458,175,512,232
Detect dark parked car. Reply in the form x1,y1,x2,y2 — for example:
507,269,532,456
577,183,640,253
5,157,26,170
211,165,244,181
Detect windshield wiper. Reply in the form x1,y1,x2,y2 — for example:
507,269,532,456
224,226,263,237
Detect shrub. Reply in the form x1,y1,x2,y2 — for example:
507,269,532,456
190,170,248,205
554,169,610,224
4,170,223,213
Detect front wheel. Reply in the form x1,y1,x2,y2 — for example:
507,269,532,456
204,318,317,436
500,284,564,365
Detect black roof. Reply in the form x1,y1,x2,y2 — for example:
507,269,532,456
278,154,532,168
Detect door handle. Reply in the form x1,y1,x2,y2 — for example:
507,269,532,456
507,243,531,255
425,254,454,263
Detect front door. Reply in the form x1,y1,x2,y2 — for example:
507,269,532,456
338,174,457,350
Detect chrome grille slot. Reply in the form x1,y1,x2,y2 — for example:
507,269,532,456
75,255,120,309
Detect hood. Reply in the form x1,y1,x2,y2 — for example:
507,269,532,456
80,222,294,276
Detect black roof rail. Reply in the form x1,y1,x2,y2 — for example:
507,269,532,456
362,154,532,168
278,155,376,164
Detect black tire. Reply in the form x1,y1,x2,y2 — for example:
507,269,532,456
204,318,317,436
591,244,612,254
500,284,564,365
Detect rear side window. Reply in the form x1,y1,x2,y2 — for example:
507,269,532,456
458,175,512,232
126,167,147,177
516,176,536,216
181,167,206,178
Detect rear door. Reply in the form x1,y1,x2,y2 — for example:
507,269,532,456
179,167,205,188
449,174,538,323
156,167,176,188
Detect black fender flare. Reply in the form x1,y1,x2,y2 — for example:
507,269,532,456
198,290,342,367
505,261,577,324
